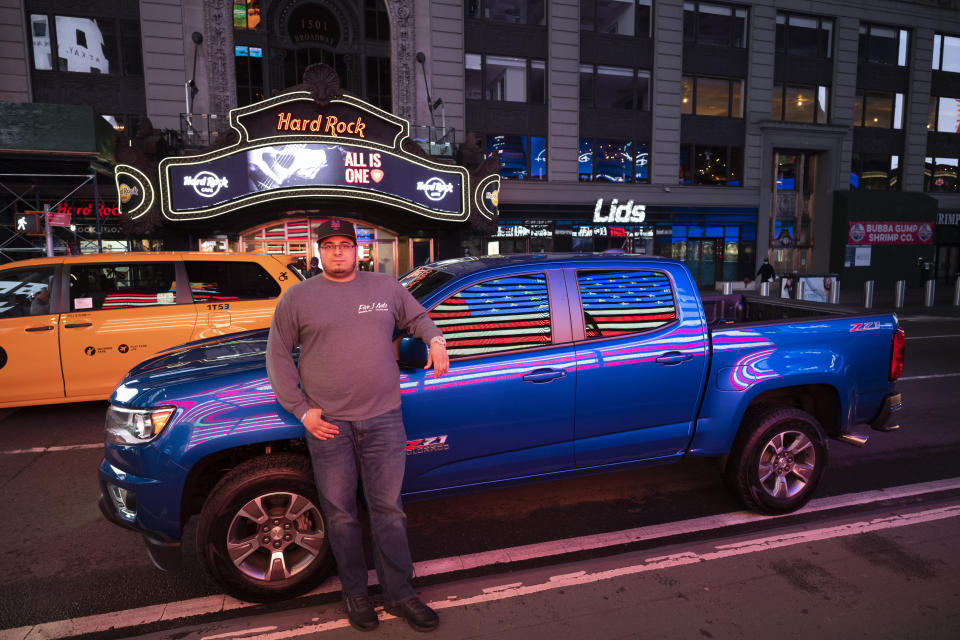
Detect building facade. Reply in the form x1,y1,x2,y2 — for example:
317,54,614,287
2,0,960,287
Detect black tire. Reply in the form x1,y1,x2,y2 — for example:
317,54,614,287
725,405,828,514
197,454,334,602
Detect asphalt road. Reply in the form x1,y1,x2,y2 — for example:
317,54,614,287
0,313,958,637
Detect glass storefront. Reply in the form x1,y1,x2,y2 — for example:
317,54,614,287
486,208,757,288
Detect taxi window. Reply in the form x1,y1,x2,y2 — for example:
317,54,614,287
576,270,677,338
69,263,177,311
0,266,56,319
429,273,551,358
184,261,281,302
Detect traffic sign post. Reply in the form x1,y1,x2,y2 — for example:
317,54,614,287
44,204,54,257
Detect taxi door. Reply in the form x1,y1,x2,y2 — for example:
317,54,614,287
0,264,63,405
183,259,288,341
59,260,198,398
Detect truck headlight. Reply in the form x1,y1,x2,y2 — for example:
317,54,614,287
106,405,176,444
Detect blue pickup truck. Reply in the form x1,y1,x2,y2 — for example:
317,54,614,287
98,254,904,602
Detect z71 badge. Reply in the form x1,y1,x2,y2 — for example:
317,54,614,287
850,321,883,332
406,435,449,455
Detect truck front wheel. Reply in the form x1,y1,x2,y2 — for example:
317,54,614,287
725,406,828,514
197,454,334,602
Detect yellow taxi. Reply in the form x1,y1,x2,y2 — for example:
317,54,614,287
0,252,301,407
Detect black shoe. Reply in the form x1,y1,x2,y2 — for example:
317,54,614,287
344,594,379,632
385,596,439,632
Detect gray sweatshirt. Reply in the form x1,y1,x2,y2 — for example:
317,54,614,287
266,271,442,421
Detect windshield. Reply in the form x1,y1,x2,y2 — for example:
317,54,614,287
399,266,455,301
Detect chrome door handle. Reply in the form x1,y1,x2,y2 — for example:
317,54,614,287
656,351,692,365
522,368,566,383
63,322,93,328
25,325,55,332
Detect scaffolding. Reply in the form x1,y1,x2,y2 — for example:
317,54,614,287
0,173,101,262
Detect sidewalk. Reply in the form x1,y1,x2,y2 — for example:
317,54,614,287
704,281,960,318
836,281,960,317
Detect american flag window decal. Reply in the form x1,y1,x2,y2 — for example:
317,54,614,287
429,274,551,358
577,270,676,338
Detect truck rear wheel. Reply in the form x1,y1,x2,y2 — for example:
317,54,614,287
725,406,827,514
197,454,334,602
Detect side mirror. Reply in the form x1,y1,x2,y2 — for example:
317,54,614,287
397,336,428,369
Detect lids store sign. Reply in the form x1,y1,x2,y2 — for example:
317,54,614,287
593,198,646,223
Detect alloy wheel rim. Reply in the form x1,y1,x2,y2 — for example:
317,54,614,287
226,491,326,582
756,430,816,499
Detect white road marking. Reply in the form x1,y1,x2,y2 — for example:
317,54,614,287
1,443,102,455
899,372,960,381
906,333,960,340
3,477,960,640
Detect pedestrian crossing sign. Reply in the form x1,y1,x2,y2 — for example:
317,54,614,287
14,212,41,235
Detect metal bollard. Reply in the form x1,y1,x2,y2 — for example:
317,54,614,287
924,279,936,307
893,280,906,308
721,281,733,295
760,281,770,297
864,280,874,309
954,277,960,306
829,279,840,304
795,278,805,300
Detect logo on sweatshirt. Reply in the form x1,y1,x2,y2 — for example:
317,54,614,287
358,301,389,314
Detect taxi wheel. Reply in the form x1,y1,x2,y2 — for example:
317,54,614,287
197,453,334,602
725,406,827,515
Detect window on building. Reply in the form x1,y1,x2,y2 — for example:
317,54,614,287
365,56,392,111
683,2,748,48
234,1,261,30
925,157,959,192
579,139,649,182
682,76,744,117
933,34,960,72
487,135,547,180
852,90,904,129
466,0,546,26
364,0,390,40
576,270,676,338
184,261,281,301
580,65,650,109
679,144,743,186
30,13,141,75
929,96,960,133
771,84,829,123
859,24,909,66
30,15,52,70
580,1,652,37
235,46,264,107
850,153,901,191
467,54,546,103
430,273,552,358
775,13,833,57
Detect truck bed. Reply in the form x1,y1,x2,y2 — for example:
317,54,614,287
701,292,861,325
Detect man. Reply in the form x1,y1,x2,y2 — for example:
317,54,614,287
757,257,776,283
305,256,322,278
266,218,449,633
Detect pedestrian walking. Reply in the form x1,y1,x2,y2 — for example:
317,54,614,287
757,257,776,283
266,218,449,632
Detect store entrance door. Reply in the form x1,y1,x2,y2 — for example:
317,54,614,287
684,238,722,288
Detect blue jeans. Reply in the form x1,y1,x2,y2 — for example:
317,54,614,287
305,406,415,604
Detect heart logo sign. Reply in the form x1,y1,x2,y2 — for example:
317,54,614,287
370,169,384,183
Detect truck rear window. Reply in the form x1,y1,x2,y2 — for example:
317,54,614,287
577,270,677,337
